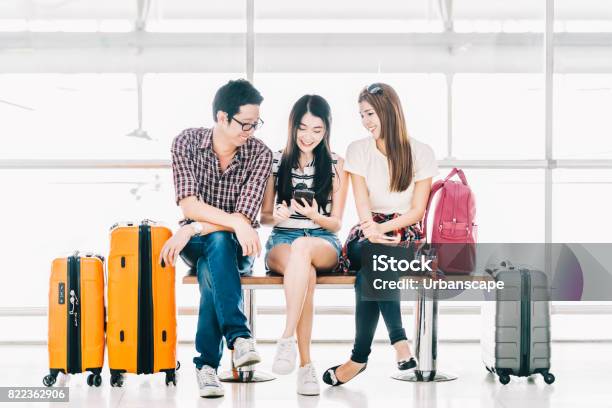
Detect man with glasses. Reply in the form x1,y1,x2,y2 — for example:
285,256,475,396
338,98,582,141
160,79,272,398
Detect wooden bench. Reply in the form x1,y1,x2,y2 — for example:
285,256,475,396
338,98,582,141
183,272,355,382
182,273,355,287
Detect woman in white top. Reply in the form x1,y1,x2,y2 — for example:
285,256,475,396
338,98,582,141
323,83,439,386
260,94,349,395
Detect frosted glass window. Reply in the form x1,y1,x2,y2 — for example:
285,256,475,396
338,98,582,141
0,74,138,159
554,75,612,160
553,170,612,243
0,169,181,308
453,74,544,159
0,0,136,21
143,73,244,148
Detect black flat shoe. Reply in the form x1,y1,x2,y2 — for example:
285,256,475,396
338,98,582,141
397,357,418,371
323,363,367,386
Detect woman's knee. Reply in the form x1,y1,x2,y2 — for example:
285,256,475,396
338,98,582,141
266,245,290,273
347,239,365,270
290,237,314,258
267,256,286,273
347,237,365,254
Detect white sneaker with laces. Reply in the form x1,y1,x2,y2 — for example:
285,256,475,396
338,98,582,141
196,366,224,398
232,337,262,368
297,363,320,396
272,336,297,375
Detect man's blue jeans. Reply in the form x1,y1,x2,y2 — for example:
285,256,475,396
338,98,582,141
180,231,254,370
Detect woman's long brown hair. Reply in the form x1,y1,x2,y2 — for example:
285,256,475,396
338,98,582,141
277,94,334,210
358,83,413,192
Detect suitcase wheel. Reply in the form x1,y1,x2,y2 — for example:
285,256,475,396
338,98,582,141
165,371,177,386
87,373,102,387
110,374,124,387
498,374,511,385
42,374,56,387
543,372,555,384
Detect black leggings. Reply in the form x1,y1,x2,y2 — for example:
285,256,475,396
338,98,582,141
348,239,407,364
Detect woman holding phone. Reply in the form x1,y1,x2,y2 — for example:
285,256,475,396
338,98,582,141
323,83,438,386
260,94,349,395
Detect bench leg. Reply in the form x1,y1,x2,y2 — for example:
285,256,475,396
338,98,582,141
219,288,275,383
392,284,457,382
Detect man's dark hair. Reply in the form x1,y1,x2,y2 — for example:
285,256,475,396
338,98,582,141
212,79,264,123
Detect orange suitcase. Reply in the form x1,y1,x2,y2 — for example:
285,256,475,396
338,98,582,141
107,220,178,387
44,252,105,387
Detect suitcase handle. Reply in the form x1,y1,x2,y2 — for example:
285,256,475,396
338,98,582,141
109,221,136,231
485,260,515,275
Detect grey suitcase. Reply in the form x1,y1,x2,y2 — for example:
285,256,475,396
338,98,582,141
481,260,555,385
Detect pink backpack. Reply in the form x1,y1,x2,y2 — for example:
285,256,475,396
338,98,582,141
423,168,477,274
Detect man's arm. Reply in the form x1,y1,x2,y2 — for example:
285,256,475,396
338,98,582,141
169,129,256,257
182,212,233,236
195,221,233,235
179,196,244,231
234,146,274,226
178,197,260,256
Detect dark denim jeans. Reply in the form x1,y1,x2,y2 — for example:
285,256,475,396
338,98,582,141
180,231,254,370
348,239,407,364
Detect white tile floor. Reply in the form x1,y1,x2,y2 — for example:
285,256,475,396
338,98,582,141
2,342,611,408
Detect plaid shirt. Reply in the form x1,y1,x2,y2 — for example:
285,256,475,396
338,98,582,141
171,127,273,228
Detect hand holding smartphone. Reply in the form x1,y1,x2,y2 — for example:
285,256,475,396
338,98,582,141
293,188,315,206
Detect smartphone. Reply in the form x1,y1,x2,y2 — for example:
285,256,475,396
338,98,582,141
293,189,315,206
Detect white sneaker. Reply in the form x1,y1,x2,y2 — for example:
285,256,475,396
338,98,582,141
232,337,262,368
297,363,320,396
196,366,224,398
272,336,297,375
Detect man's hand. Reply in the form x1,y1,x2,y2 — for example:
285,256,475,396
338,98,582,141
160,225,194,267
230,214,261,257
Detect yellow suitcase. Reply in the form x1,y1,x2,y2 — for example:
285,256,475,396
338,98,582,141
107,220,178,387
45,252,105,387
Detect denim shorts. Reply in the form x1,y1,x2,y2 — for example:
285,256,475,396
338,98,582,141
265,227,342,266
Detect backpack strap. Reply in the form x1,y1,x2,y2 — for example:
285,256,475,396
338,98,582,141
445,167,468,185
422,180,445,242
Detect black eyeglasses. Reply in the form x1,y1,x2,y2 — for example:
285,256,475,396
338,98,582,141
366,84,383,95
231,117,264,131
